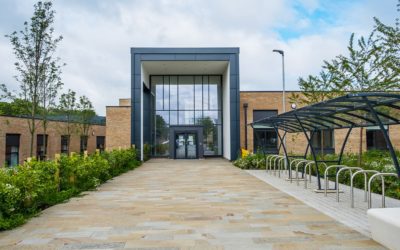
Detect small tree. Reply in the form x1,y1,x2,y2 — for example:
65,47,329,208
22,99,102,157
58,89,78,154
2,1,64,157
77,95,95,152
294,9,400,163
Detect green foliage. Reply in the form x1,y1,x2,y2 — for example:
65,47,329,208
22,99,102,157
233,153,266,170
0,148,140,230
291,7,400,106
2,1,65,157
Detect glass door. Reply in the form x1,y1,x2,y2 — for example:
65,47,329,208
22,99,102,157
175,132,197,159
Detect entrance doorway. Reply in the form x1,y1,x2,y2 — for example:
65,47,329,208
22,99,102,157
175,132,197,159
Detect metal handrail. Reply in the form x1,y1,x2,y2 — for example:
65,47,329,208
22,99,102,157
336,166,362,202
324,165,348,197
350,169,379,208
304,162,327,189
368,172,398,208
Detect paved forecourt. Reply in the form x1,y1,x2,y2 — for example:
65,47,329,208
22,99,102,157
0,158,383,249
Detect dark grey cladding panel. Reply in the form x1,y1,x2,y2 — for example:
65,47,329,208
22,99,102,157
140,54,176,60
229,57,238,73
174,54,196,60
194,54,230,61
131,47,240,160
131,47,239,54
133,55,141,74
133,93,141,103
229,75,239,89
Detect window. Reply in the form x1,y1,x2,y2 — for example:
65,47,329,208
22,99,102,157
252,110,278,154
37,134,48,160
80,136,88,153
96,136,105,152
151,75,222,156
5,134,20,167
61,135,69,154
367,126,388,150
311,130,335,154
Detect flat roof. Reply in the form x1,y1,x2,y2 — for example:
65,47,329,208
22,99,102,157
131,47,239,54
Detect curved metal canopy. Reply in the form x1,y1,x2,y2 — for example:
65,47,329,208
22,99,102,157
251,92,400,179
251,92,400,132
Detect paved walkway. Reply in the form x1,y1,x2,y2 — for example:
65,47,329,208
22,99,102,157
0,159,383,249
248,169,400,237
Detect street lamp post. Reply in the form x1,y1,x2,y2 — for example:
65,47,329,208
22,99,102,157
273,49,286,167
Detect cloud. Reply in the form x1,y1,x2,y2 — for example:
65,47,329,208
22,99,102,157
0,0,398,115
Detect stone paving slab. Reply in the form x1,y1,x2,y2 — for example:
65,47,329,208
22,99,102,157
0,159,384,249
247,169,400,237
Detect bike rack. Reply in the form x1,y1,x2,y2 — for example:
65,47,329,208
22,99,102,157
288,158,306,182
268,155,279,173
273,156,283,175
336,166,362,202
265,155,276,171
294,160,311,185
304,162,327,189
324,165,348,197
277,156,287,178
368,172,398,208
350,169,379,208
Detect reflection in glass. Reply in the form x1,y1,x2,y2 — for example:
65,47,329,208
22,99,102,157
178,84,194,110
203,111,221,124
202,123,222,156
152,75,222,157
155,113,169,156
170,76,178,110
209,76,221,110
203,76,209,110
178,111,194,125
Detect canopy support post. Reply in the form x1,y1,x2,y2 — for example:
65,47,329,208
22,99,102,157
295,114,322,190
363,97,400,178
277,130,287,153
338,125,353,165
304,130,315,159
273,125,290,178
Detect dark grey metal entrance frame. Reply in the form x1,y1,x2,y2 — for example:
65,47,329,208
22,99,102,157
251,92,400,189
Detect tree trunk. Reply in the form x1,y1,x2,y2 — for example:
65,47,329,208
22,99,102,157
29,119,35,157
43,121,47,160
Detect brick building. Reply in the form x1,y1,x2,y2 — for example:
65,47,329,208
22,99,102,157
0,115,106,166
107,91,400,159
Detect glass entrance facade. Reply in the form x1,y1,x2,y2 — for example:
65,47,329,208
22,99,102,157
151,75,222,157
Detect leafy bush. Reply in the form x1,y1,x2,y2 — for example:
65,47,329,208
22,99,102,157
0,148,141,230
233,153,266,169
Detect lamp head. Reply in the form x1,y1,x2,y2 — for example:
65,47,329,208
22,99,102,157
272,49,284,55
291,103,297,110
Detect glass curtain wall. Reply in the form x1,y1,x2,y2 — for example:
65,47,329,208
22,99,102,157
151,75,222,157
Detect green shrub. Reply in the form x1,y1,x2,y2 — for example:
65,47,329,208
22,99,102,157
233,153,266,169
0,148,141,231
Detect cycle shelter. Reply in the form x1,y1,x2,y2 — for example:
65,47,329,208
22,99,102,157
251,92,400,191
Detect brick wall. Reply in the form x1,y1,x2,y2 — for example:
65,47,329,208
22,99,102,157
0,116,105,166
106,106,131,150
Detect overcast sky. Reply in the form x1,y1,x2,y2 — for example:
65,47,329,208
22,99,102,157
0,0,398,115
